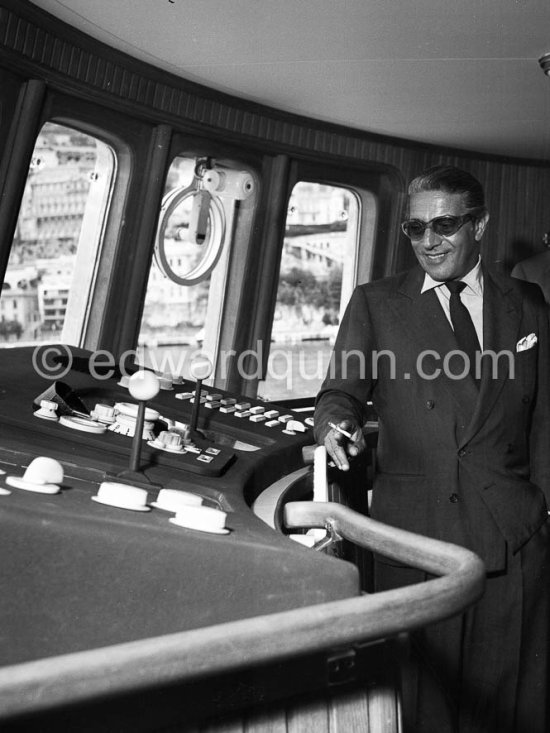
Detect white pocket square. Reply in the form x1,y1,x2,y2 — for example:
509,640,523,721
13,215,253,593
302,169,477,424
516,333,537,352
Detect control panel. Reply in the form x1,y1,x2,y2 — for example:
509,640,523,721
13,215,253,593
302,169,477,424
0,345,364,673
17,347,314,485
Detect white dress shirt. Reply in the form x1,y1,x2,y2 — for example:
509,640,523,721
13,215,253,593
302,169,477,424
420,258,484,349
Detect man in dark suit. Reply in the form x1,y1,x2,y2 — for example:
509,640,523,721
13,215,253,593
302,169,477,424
314,166,550,732
512,234,550,304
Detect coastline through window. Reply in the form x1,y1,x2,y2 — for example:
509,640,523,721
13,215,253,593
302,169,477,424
0,122,115,347
259,181,360,402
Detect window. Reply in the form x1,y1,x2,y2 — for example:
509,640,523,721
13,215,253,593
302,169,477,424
258,181,360,402
0,122,115,346
137,156,254,381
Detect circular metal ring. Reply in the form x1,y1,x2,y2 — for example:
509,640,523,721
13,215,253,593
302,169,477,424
154,184,226,286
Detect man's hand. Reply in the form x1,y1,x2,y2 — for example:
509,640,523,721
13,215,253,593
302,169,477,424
324,419,366,471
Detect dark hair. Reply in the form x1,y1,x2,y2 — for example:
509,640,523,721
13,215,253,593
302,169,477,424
408,165,486,213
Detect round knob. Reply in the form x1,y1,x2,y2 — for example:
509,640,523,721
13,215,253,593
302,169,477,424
189,354,213,381
25,456,64,486
92,482,150,512
5,456,64,494
162,431,183,449
128,370,160,401
153,488,202,511
90,403,116,423
170,505,229,534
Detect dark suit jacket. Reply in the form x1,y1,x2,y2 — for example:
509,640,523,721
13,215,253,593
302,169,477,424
512,250,550,304
315,265,550,571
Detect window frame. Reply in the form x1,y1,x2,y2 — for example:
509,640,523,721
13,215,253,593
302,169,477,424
230,156,400,402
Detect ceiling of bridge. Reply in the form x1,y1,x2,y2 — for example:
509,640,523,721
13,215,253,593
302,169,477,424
28,0,550,161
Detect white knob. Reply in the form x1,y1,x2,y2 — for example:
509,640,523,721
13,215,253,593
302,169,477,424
90,403,116,422
189,354,213,381
25,457,63,485
152,488,203,512
92,482,150,512
34,400,59,421
6,456,64,494
170,505,229,534
128,371,160,401
155,372,174,390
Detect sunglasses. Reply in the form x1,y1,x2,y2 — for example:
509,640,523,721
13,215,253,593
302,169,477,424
401,214,474,241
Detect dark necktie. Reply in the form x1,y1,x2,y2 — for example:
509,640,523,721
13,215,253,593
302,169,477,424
445,280,481,385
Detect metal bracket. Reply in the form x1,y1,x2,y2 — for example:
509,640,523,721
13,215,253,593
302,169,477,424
312,519,342,552
327,648,357,686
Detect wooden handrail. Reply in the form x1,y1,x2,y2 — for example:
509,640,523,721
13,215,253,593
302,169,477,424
285,501,485,622
0,502,484,721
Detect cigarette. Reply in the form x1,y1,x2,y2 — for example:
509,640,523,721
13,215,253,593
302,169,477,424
328,422,353,440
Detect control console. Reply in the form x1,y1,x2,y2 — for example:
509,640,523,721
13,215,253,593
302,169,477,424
0,345,361,673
